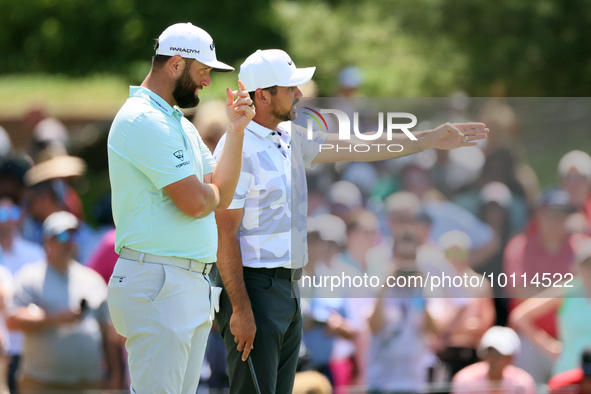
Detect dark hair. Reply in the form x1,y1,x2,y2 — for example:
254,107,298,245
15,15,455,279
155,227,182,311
249,86,278,104
152,55,171,69
152,55,195,70
152,39,195,69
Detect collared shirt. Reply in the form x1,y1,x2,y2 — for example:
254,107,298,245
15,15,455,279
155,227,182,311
214,120,328,269
108,86,217,262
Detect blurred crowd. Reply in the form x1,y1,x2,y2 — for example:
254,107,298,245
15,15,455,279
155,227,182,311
0,68,589,394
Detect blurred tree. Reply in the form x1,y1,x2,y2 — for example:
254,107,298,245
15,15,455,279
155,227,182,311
274,0,591,96
387,0,591,96
1,0,590,96
272,0,467,96
0,0,284,80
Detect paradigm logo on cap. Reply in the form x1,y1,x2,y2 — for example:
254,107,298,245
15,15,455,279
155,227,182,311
169,47,200,55
155,22,234,72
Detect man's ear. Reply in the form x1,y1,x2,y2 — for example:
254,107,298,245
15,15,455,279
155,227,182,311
255,88,270,106
168,55,185,78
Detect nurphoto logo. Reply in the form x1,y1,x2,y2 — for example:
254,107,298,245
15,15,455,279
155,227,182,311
304,107,418,153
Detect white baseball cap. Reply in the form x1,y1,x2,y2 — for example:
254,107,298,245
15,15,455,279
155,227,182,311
480,326,521,356
559,150,591,179
155,23,234,72
238,49,316,92
480,181,513,209
307,214,347,247
42,211,79,239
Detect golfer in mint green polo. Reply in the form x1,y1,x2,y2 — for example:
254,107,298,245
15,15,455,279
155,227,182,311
107,22,254,394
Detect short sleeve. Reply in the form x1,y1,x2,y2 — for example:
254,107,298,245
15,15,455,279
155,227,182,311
122,114,196,189
214,135,254,210
227,157,255,209
10,281,34,310
291,124,328,169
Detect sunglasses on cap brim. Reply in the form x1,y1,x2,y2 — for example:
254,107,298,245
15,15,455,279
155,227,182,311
0,206,21,223
54,230,76,244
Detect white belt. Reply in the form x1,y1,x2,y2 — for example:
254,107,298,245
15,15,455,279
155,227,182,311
120,247,213,275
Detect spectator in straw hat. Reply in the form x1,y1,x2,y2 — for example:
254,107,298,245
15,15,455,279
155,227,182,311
21,142,98,264
293,370,333,394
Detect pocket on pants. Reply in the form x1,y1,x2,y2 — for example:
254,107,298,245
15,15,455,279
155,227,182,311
108,276,128,337
145,264,168,302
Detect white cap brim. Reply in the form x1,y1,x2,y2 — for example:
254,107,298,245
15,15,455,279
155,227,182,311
204,59,235,73
287,67,316,87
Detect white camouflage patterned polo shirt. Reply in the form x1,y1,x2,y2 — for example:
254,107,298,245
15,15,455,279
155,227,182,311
214,120,328,269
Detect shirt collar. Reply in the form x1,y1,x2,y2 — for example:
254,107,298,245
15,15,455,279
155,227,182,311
245,120,290,139
130,86,184,119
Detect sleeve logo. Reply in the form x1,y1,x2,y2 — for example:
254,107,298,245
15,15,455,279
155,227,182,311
174,150,184,160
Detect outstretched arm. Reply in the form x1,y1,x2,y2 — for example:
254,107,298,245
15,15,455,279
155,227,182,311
509,287,565,361
313,122,488,164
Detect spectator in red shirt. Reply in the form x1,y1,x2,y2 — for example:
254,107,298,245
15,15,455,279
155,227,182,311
548,346,591,394
503,187,588,383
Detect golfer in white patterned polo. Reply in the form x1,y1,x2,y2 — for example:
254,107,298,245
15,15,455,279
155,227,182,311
107,23,254,394
213,49,489,394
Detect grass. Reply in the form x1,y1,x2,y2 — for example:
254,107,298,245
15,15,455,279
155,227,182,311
0,74,130,118
0,72,242,119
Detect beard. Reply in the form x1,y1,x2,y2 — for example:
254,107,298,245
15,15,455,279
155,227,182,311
271,98,299,122
172,67,200,108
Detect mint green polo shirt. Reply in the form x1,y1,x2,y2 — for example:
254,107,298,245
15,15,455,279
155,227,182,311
107,86,217,262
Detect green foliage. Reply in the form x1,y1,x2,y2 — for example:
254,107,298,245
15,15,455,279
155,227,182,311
398,0,591,96
272,0,467,96
273,0,591,96
2,0,591,96
0,0,284,81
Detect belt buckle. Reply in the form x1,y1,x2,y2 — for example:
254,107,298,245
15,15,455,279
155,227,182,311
201,263,213,275
189,259,209,275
